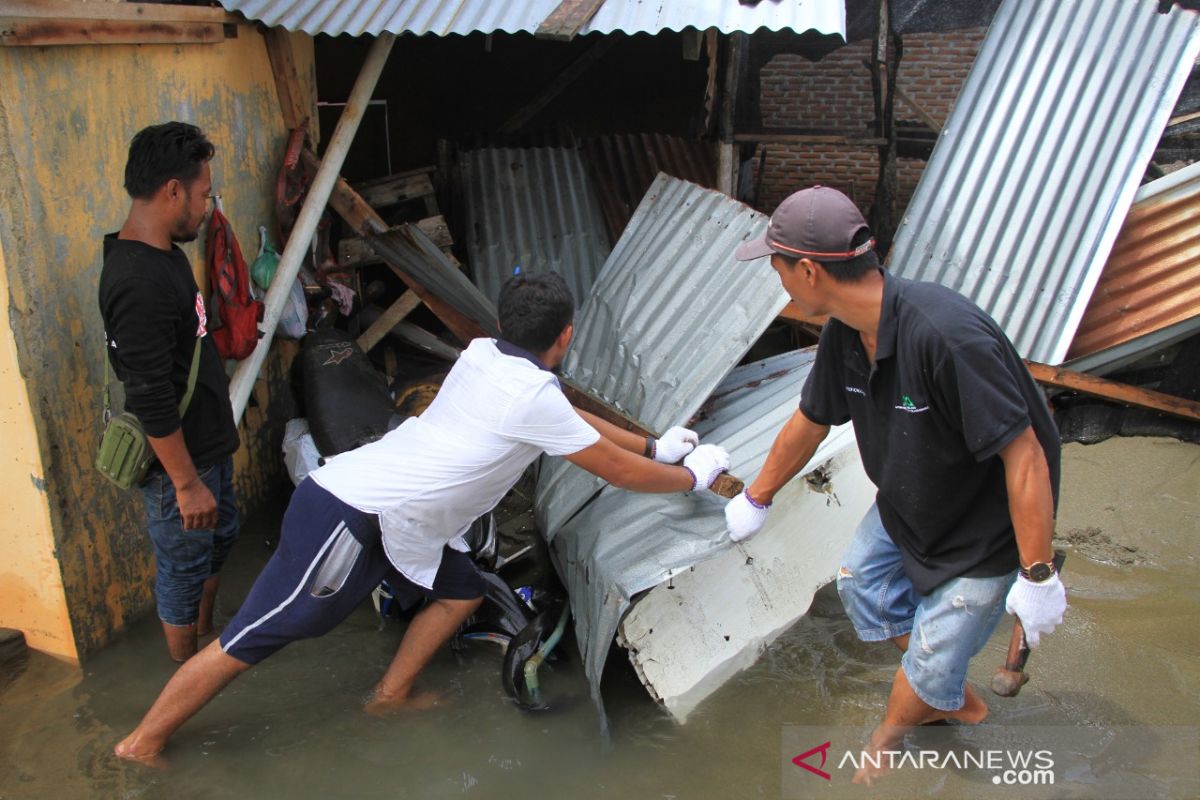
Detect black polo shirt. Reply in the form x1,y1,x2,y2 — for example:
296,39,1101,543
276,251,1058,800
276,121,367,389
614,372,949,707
800,270,1060,595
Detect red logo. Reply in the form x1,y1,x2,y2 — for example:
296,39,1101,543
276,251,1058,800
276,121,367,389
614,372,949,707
194,291,208,337
792,741,832,781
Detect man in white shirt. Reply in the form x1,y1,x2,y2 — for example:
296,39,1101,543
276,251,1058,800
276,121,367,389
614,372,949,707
115,272,730,763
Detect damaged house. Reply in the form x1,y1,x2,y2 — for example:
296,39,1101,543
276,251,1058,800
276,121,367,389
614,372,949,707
2,0,1199,732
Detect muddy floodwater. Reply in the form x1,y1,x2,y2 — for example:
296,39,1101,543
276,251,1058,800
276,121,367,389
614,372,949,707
2,436,1197,799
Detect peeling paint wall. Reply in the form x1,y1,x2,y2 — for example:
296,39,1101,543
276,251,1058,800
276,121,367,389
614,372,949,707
0,240,76,662
0,30,314,659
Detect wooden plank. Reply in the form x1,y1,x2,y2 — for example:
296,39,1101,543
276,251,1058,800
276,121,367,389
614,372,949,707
356,292,423,352
0,1,238,23
0,17,224,46
732,133,888,146
894,83,942,133
535,0,606,41
500,36,616,133
1025,360,1200,423
262,27,316,143
777,303,828,327
302,148,379,236
354,172,435,209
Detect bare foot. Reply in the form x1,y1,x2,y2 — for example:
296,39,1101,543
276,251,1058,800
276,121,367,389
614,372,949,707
363,689,442,716
852,726,905,786
113,736,169,770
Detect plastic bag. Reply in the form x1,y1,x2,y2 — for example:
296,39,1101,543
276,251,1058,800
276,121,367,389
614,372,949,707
251,226,308,339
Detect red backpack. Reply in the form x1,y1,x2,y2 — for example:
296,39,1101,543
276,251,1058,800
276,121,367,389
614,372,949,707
206,207,263,360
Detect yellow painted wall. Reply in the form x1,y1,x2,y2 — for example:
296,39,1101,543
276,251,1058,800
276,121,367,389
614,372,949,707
0,29,314,659
0,240,77,662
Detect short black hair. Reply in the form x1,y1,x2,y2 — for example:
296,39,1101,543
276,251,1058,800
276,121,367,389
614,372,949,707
779,227,879,283
497,272,575,353
123,122,215,200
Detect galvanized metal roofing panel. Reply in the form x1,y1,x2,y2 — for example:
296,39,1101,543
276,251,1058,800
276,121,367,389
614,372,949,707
365,223,501,338
218,0,844,38
1066,160,1200,363
548,348,859,719
534,173,788,540
887,0,1200,366
460,147,611,308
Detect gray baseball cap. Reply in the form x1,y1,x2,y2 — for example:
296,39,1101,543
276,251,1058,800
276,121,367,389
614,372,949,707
735,185,875,262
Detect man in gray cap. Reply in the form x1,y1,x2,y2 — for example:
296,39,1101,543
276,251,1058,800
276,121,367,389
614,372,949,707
727,186,1066,783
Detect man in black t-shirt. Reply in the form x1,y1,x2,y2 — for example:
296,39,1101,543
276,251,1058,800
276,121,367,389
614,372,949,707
99,122,241,663
726,187,1066,783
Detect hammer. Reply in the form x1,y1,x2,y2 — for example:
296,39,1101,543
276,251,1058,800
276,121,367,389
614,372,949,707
990,549,1066,697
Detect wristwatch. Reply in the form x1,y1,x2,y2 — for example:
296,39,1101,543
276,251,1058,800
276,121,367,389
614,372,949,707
1020,560,1057,583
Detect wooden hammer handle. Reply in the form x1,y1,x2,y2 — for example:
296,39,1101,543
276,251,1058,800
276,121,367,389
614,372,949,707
709,472,745,499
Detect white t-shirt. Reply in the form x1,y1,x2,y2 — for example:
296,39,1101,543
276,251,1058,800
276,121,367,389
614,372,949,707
310,338,600,588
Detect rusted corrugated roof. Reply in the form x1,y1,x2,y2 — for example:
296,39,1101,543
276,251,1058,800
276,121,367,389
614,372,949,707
1067,161,1200,362
581,134,719,242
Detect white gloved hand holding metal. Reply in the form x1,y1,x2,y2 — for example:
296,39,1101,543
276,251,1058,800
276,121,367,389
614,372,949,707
725,489,771,543
682,444,730,492
654,426,699,463
1004,572,1066,648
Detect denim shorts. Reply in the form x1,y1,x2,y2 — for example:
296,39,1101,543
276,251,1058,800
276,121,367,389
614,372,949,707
835,504,1016,711
140,456,240,626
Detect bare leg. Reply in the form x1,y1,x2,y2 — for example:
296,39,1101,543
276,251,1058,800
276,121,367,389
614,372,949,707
197,575,220,637
161,621,198,663
365,597,482,715
853,660,989,785
115,639,252,764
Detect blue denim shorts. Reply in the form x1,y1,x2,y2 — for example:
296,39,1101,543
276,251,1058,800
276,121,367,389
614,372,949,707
140,456,240,626
835,504,1015,711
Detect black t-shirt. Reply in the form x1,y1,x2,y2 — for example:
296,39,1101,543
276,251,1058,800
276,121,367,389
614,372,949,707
99,234,239,468
800,270,1061,595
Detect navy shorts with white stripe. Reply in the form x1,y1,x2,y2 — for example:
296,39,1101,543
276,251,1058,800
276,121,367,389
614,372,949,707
220,478,485,665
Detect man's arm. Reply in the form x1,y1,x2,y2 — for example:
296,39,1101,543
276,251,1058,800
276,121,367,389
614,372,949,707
997,425,1055,568
565,435,705,493
147,430,218,530
746,408,830,504
574,408,646,455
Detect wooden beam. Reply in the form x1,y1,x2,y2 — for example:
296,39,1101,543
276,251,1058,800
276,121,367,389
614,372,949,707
0,1,239,23
894,83,942,134
302,148,379,236
1025,360,1200,423
500,36,616,133
0,17,225,46
356,292,423,352
339,216,453,268
353,171,436,209
535,0,606,41
262,27,317,144
733,133,888,146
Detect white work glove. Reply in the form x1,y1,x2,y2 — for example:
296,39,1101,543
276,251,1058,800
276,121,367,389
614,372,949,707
1004,572,1066,648
725,489,771,543
654,426,699,463
682,444,730,493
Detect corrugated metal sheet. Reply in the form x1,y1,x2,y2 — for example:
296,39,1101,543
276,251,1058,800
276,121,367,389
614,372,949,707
887,0,1200,366
365,223,501,338
460,147,611,308
534,173,788,541
582,133,719,242
548,348,860,721
1066,160,1200,362
218,0,844,38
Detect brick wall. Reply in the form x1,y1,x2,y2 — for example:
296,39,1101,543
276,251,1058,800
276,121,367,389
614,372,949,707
749,27,988,217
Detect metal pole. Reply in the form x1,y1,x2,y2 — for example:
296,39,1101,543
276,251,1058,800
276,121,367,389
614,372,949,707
228,32,396,424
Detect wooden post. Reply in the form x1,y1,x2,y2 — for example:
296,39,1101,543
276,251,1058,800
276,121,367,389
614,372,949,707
262,27,319,146
868,0,900,253
717,33,744,197
229,33,396,424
